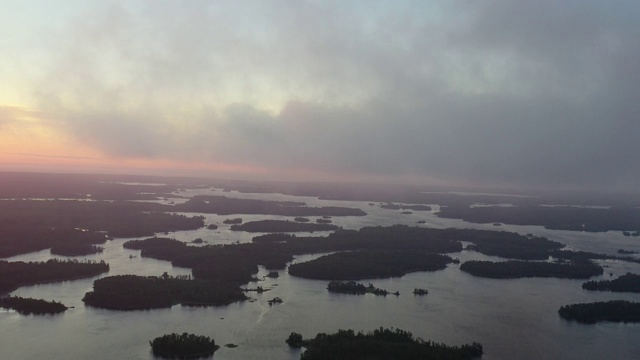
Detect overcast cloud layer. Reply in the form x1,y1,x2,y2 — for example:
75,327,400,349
13,1,640,190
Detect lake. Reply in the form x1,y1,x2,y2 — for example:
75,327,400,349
2,187,639,359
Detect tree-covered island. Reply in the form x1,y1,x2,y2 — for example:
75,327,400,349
326,281,396,296
286,327,482,359
582,273,640,292
50,243,104,256
289,250,457,280
0,296,68,315
82,274,247,310
459,260,603,279
150,332,219,359
558,300,640,324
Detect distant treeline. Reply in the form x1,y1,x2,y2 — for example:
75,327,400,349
0,296,67,315
289,251,456,280
380,203,432,211
230,220,340,233
173,195,367,216
0,259,109,294
287,327,483,360
0,199,204,257
558,300,640,324
582,273,640,293
326,281,395,296
50,243,103,256
82,274,247,310
437,205,640,232
459,260,603,279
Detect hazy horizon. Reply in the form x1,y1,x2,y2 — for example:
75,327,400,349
2,1,639,192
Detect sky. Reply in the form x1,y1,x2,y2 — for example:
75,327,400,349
1,0,639,191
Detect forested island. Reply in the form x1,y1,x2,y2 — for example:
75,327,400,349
326,281,397,296
0,259,109,294
558,300,640,324
413,288,429,295
286,328,483,359
459,260,603,279
582,273,640,292
0,296,67,315
289,251,456,280
230,220,340,232
150,332,219,359
83,274,247,310
380,203,432,211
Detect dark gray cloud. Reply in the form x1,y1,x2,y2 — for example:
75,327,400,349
31,1,640,190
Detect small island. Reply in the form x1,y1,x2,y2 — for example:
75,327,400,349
558,300,640,324
413,288,429,295
316,218,332,224
223,218,243,224
294,217,310,222
582,273,640,293
286,327,482,359
0,296,67,315
617,249,638,255
327,281,396,296
206,224,218,230
459,260,603,279
149,332,219,359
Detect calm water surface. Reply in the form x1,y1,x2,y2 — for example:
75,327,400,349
1,188,639,359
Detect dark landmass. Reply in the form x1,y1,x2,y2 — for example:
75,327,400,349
459,260,603,279
150,332,219,359
287,328,482,360
582,273,640,293
206,224,218,230
401,211,413,214
558,300,640,324
463,231,563,260
289,251,457,280
0,296,67,315
413,288,429,295
223,218,243,224
316,218,332,224
437,205,640,232
416,220,426,224
0,259,109,294
50,243,103,256
268,297,283,305
550,249,640,264
380,203,432,211
617,249,638,255
266,271,279,278
191,238,204,244
230,220,340,233
82,274,247,310
326,281,396,296
173,195,366,217
0,199,203,257
295,217,310,222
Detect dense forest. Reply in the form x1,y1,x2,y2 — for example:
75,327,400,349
0,259,109,294
82,274,247,310
459,260,603,279
0,296,67,315
230,220,340,232
558,300,640,324
379,203,432,211
288,327,483,360
149,332,219,359
288,251,456,280
582,273,640,293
